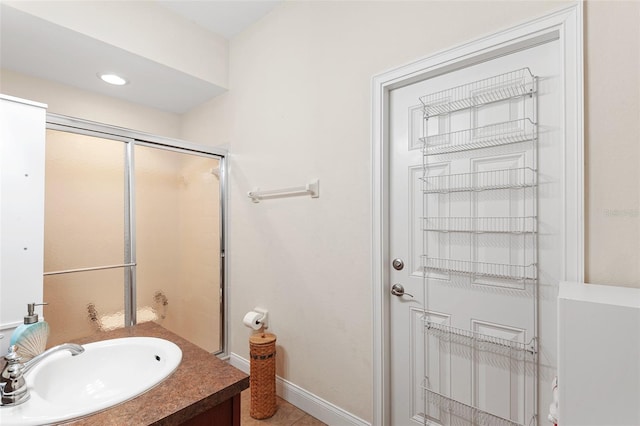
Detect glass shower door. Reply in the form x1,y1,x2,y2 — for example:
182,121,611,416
134,144,222,353
43,126,224,354
43,129,128,346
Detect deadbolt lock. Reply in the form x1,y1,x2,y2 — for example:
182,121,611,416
392,258,404,271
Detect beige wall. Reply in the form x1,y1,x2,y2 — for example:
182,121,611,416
584,0,640,287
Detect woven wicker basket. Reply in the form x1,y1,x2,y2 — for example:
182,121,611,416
249,333,277,419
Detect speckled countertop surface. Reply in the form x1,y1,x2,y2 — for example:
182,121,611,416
63,322,249,425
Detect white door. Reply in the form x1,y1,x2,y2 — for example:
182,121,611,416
389,39,563,426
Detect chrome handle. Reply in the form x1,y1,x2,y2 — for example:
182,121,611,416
391,283,414,298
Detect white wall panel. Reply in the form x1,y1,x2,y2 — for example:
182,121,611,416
0,95,47,355
558,282,640,425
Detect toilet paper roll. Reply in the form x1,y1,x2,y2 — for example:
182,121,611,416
243,311,263,330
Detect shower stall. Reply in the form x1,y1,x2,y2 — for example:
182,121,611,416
42,117,226,354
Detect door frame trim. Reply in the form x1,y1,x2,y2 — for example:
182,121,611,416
371,4,584,424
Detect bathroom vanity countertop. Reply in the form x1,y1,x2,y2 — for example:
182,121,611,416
64,322,249,425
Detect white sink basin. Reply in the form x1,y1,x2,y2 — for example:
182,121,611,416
0,337,182,426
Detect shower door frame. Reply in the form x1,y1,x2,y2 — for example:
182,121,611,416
44,113,229,356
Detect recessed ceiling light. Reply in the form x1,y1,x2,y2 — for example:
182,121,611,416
98,73,128,86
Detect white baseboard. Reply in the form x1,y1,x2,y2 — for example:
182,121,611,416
229,353,370,426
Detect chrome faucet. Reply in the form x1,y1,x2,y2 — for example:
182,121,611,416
1,343,84,406
21,343,84,375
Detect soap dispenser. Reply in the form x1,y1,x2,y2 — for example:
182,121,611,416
9,303,50,361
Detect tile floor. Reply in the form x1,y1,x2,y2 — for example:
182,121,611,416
240,389,327,426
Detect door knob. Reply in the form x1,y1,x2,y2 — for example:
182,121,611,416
391,283,414,298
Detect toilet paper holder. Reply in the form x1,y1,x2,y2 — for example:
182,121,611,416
254,308,268,328
248,308,268,329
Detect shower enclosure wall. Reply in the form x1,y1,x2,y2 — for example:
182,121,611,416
42,118,226,354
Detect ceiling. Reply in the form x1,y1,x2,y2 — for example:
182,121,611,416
158,1,281,39
0,1,281,114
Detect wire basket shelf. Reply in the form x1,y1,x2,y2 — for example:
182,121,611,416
421,118,536,156
422,167,536,193
422,216,537,234
423,257,537,281
419,68,536,118
418,67,539,426
424,389,525,426
424,320,536,355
